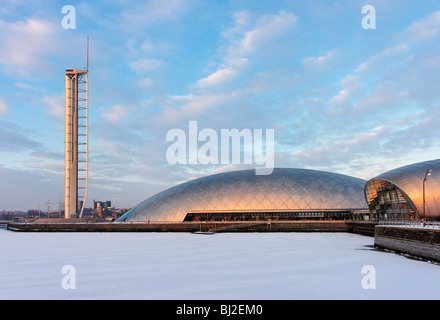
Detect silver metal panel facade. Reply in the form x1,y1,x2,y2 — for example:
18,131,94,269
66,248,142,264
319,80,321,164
120,168,368,222
365,159,440,219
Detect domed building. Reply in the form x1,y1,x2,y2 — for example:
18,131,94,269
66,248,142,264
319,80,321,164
118,168,368,222
364,159,440,220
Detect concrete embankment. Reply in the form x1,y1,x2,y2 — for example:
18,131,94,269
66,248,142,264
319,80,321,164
374,226,440,262
7,220,352,233
346,222,377,237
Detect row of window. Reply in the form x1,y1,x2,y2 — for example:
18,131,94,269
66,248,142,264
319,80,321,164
184,211,353,222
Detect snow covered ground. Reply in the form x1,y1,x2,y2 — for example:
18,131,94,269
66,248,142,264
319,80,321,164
1,229,439,300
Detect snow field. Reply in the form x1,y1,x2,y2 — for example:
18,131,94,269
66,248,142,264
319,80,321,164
1,230,439,300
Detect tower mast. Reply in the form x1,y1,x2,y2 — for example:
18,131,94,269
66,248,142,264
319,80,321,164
79,36,89,219
64,37,89,219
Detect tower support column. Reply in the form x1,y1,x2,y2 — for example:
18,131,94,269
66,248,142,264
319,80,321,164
65,68,87,219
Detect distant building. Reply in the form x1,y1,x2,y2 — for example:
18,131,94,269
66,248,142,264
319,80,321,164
94,200,112,210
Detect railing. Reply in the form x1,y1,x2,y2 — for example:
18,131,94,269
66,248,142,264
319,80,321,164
376,219,440,229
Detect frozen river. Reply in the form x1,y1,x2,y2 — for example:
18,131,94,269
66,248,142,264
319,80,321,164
1,229,439,300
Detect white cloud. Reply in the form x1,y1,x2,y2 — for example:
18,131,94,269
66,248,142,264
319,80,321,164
328,74,362,109
291,125,392,178
240,11,297,54
224,11,297,58
197,58,250,88
130,58,164,73
196,11,297,90
329,90,349,107
100,104,134,123
42,95,64,123
355,44,409,73
120,0,188,29
407,10,440,42
140,39,175,55
0,98,9,116
149,10,300,127
155,93,232,124
137,78,155,88
355,11,440,74
287,11,440,177
0,18,57,75
197,67,237,88
302,51,335,68
0,120,44,153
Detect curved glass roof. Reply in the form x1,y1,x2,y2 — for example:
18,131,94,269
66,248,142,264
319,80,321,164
365,159,440,219
119,168,368,222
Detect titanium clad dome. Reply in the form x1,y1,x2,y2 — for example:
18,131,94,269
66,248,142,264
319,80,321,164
119,168,368,222
365,159,440,220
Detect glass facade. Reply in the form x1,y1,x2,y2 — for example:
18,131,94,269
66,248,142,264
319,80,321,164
364,180,415,220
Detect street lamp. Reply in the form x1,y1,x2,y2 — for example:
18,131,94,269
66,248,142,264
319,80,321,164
423,169,433,227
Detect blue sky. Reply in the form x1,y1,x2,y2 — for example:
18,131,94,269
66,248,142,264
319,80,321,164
1,0,440,210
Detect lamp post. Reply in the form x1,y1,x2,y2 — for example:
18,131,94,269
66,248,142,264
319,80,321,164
423,169,433,227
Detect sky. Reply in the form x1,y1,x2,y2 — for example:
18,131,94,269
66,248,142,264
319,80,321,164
0,0,440,211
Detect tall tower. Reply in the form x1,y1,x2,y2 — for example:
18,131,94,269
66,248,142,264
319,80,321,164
64,38,89,219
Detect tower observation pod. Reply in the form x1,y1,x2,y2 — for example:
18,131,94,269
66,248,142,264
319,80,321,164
64,49,89,219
